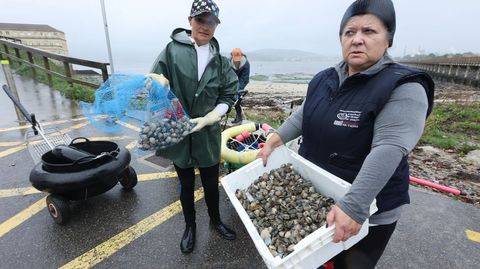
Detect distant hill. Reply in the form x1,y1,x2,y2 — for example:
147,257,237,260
221,48,338,62
247,49,336,62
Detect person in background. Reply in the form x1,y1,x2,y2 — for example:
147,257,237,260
148,0,238,254
229,48,250,124
256,0,434,268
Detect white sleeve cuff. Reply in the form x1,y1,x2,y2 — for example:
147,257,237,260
214,103,229,117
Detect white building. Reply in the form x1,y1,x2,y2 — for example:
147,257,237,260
0,22,69,55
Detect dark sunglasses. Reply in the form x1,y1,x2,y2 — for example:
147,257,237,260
193,16,218,27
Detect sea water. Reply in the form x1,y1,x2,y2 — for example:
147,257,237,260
250,60,339,76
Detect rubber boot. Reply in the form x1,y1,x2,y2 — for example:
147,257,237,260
180,222,196,253
210,219,236,240
232,104,243,124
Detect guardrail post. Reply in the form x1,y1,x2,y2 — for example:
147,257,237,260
101,65,109,82
63,61,73,86
454,65,460,83
27,51,36,80
1,60,26,125
43,56,53,87
441,65,447,81
475,66,480,87
464,66,470,86
14,48,21,67
2,44,11,62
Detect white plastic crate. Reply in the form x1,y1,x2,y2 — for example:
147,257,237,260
221,146,377,269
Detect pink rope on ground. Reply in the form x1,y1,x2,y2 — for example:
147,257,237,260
409,176,462,195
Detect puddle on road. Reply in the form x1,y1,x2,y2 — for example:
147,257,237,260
1,74,82,127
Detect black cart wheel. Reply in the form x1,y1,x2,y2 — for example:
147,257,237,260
46,194,70,225
120,166,137,190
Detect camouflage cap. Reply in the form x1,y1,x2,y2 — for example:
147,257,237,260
190,0,220,24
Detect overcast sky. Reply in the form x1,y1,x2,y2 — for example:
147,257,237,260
2,0,479,73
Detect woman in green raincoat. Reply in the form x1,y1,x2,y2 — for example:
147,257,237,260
148,0,238,254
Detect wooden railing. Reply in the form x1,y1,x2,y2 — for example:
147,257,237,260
0,36,22,43
399,56,480,87
0,38,109,88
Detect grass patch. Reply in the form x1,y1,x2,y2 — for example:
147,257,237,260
420,102,480,154
226,109,287,129
244,109,286,129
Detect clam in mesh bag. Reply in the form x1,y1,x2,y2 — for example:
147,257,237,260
137,95,195,151
135,76,195,151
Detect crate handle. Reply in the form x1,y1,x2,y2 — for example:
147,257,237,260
293,224,335,252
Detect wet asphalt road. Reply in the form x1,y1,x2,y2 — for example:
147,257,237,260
0,73,479,269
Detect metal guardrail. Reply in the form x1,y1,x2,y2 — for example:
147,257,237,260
0,39,109,88
400,56,480,66
399,57,480,87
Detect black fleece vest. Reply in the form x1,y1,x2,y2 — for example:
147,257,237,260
298,63,434,214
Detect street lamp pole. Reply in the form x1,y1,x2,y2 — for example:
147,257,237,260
100,0,115,74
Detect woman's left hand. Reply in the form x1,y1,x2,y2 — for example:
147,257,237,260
326,205,362,243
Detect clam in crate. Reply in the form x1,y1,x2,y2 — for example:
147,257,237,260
221,146,377,269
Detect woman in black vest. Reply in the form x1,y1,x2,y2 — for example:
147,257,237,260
257,0,434,268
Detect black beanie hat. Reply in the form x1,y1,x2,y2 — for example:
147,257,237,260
339,0,396,47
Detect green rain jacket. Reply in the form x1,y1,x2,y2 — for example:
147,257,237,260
151,28,238,168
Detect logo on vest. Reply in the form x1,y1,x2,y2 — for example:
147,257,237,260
333,110,361,128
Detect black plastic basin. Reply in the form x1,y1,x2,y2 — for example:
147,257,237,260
30,139,131,200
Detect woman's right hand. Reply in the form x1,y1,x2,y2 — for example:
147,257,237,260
256,132,283,166
256,143,274,167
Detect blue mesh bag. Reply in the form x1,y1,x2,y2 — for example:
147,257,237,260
80,74,135,132
81,74,194,150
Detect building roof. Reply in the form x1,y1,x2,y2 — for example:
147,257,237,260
0,23,63,33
